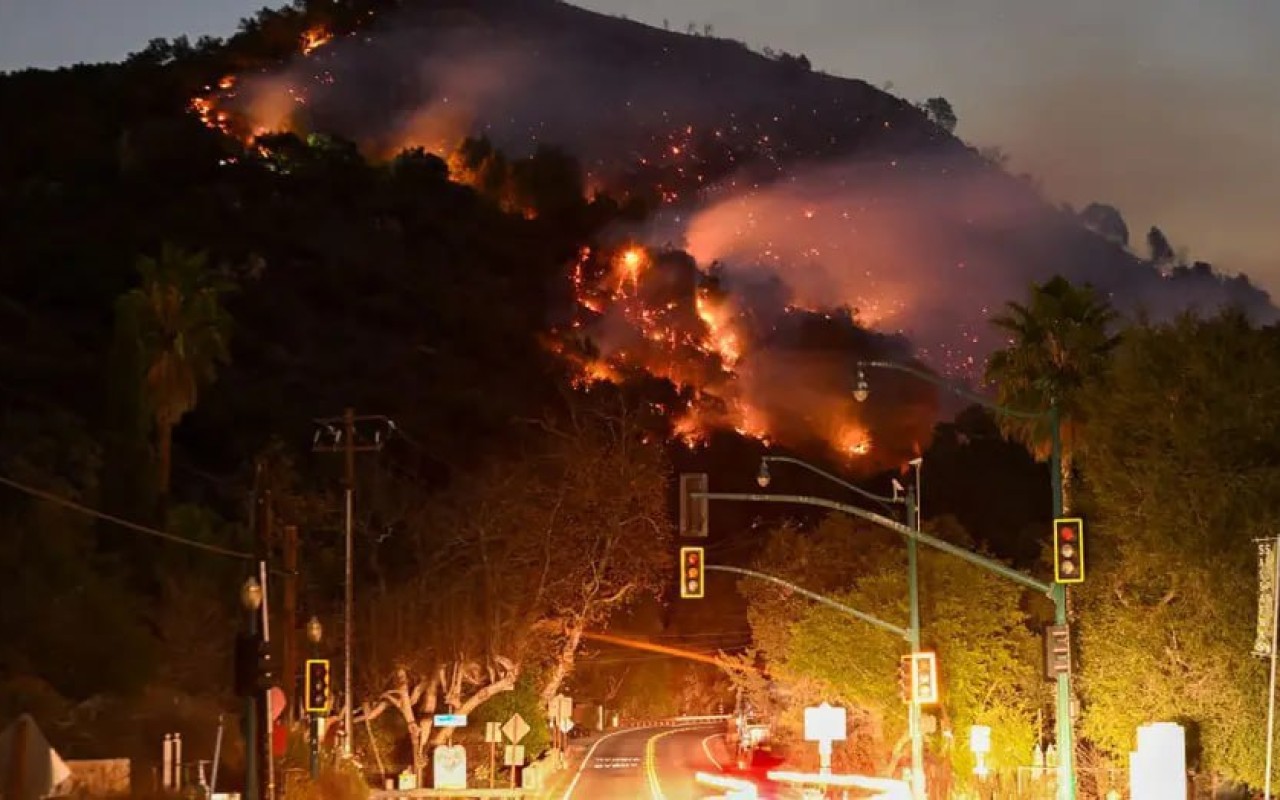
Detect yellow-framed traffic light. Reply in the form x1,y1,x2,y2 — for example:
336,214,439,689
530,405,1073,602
910,651,939,705
680,546,705,599
1053,517,1085,584
304,659,332,713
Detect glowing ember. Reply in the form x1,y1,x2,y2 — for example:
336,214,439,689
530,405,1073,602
836,424,873,458
616,247,647,294
301,26,334,56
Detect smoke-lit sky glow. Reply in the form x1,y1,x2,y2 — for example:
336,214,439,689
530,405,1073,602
2,0,1277,292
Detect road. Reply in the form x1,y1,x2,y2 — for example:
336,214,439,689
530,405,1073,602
560,724,796,800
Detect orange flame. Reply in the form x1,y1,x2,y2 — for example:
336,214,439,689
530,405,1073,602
301,26,334,56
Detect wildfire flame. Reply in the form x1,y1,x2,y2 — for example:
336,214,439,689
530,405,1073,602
557,243,871,457
301,26,334,56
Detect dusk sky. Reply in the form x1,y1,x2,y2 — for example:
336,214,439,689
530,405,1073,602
3,0,1276,293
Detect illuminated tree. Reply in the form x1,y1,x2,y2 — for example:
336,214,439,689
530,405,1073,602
985,276,1116,511
1077,312,1280,787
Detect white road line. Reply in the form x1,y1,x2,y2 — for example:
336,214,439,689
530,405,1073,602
560,726,653,800
701,732,726,771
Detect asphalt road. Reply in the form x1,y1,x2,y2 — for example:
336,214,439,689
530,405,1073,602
560,724,797,800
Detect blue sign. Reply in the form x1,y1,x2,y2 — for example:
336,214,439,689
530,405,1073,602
433,714,468,727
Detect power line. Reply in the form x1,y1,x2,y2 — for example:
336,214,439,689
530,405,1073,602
0,473,253,560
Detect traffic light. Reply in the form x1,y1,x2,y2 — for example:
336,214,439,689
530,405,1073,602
234,635,276,695
1053,517,1085,584
897,656,911,703
305,659,332,713
1045,624,1071,680
680,546,705,598
910,652,939,705
679,473,709,538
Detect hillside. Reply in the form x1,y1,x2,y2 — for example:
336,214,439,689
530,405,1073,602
0,0,1274,763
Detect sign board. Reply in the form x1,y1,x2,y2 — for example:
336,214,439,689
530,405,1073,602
484,721,502,744
502,713,530,744
433,714,467,728
559,717,574,734
803,702,847,743
432,744,467,789
503,744,525,767
549,694,573,722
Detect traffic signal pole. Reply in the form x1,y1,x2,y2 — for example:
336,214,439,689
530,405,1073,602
1049,404,1077,800
906,490,925,800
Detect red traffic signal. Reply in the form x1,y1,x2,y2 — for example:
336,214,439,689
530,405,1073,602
1053,518,1085,584
680,546,705,599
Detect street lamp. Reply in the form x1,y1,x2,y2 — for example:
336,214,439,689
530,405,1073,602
306,616,323,646
240,578,263,800
306,616,323,780
855,359,1076,800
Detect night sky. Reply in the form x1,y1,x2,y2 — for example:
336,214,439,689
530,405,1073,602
3,0,1276,293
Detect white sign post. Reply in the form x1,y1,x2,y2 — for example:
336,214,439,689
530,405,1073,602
501,714,529,788
803,702,847,775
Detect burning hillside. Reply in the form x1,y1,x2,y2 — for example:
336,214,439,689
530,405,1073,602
551,242,934,468
186,0,1274,464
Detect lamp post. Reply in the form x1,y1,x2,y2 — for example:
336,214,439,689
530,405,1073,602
241,578,264,800
306,617,323,780
757,455,926,800
855,359,1076,800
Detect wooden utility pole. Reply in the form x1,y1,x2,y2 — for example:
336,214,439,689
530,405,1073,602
311,408,392,759
282,524,299,719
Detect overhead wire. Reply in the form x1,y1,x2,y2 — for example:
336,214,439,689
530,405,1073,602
0,473,254,560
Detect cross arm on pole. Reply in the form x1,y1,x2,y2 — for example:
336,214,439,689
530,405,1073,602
706,564,910,640
697,491,1053,596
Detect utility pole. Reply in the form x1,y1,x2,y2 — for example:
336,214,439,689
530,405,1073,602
311,408,392,759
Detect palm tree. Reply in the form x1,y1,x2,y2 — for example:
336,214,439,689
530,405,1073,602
116,244,233,496
985,276,1117,511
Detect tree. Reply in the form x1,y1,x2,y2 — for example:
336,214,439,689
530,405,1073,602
1146,226,1174,266
921,97,957,134
114,245,233,496
738,514,1042,787
1079,202,1129,247
1076,312,1280,787
355,399,671,778
985,276,1117,511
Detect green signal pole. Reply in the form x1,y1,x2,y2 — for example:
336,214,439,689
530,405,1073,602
1049,404,1076,800
906,488,925,800
855,360,1077,800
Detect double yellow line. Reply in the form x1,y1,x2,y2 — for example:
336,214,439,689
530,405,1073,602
644,728,681,799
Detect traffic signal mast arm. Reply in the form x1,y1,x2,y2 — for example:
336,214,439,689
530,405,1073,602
706,564,910,640
697,491,1055,597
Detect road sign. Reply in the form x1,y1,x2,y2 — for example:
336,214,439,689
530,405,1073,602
433,744,467,789
502,713,530,744
433,714,467,727
484,721,502,744
503,744,525,767
559,717,574,734
549,694,573,722
803,702,847,742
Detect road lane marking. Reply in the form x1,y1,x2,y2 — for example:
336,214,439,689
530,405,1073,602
561,726,650,800
701,732,726,770
645,728,681,799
